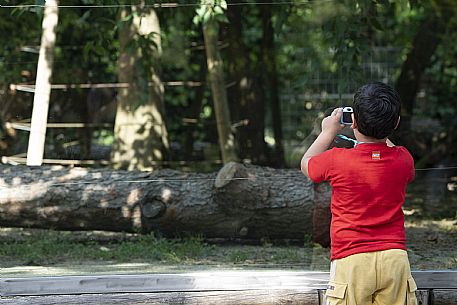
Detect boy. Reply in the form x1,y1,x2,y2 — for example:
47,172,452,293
301,82,418,305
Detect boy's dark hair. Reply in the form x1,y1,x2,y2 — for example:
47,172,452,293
353,82,401,139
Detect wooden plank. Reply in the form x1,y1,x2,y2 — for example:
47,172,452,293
10,81,203,92
1,156,110,166
1,156,222,166
0,290,449,305
6,122,113,131
26,0,59,166
434,289,457,305
2,271,457,297
0,290,319,305
1,271,456,305
0,271,328,296
412,270,457,289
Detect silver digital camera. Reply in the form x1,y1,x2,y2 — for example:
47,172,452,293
340,106,353,125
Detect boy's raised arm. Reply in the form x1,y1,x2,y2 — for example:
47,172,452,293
301,108,344,177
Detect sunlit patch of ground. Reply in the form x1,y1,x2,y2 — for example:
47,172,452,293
405,218,457,270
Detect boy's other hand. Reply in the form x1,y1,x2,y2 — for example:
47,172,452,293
321,107,345,135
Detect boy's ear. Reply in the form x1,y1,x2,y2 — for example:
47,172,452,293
395,116,401,129
351,113,357,130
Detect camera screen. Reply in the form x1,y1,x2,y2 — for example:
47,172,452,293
342,111,352,124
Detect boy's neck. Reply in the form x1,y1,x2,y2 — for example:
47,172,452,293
354,130,386,144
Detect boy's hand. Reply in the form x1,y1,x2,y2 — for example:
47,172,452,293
301,107,345,177
321,107,345,135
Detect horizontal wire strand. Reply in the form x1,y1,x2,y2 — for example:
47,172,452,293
0,1,334,9
1,166,456,189
2,0,453,9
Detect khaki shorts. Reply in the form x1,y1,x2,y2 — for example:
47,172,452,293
325,249,418,305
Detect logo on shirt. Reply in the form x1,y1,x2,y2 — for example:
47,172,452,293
372,151,381,160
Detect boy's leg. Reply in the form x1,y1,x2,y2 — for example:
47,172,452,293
372,249,418,305
325,252,377,305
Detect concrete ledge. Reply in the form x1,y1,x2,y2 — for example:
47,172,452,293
1,270,456,305
1,271,328,296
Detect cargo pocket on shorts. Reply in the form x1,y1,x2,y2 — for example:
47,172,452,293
406,277,418,305
325,281,348,305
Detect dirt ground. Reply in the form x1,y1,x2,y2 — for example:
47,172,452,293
404,218,457,270
0,217,455,277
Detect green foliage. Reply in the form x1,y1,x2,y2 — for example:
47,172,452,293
0,0,456,166
54,3,119,84
275,0,456,148
0,5,41,84
277,0,428,94
421,16,457,123
193,0,228,25
318,0,392,92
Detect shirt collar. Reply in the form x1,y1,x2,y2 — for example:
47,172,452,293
354,142,388,150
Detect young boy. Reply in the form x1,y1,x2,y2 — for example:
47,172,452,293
301,82,418,305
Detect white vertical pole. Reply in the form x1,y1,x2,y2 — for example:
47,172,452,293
26,0,59,166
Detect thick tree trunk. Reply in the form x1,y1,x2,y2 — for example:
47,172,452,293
112,5,169,171
0,163,323,241
225,3,269,165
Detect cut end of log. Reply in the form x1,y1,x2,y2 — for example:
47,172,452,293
215,162,241,188
239,226,248,236
142,201,166,219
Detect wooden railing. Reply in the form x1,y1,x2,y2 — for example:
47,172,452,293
1,270,456,304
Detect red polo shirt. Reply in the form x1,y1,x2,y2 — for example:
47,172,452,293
308,143,414,260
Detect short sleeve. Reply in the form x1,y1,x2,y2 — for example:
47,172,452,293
308,149,335,183
399,146,415,182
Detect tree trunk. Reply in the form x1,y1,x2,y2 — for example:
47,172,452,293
395,0,456,127
183,55,207,161
112,5,169,171
225,3,269,165
0,163,322,241
260,4,285,167
26,0,59,166
202,19,238,164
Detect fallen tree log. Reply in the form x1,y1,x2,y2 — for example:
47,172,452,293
0,162,329,241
